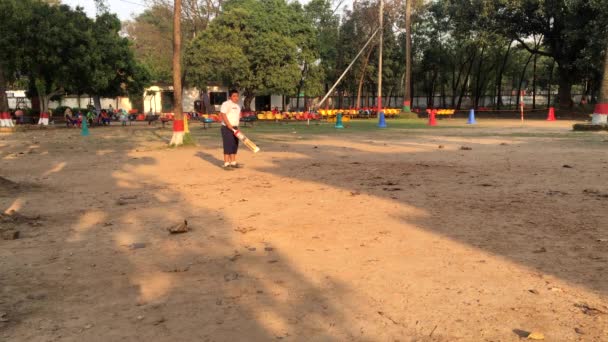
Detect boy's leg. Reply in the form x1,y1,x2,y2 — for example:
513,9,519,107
221,126,234,168
230,133,239,166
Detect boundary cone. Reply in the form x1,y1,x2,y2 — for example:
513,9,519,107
81,116,89,136
378,111,387,128
335,112,344,129
547,107,556,121
467,108,477,124
428,109,437,126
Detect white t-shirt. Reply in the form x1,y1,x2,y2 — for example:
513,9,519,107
220,100,241,127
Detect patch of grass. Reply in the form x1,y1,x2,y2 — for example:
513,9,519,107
233,118,451,136
182,132,197,146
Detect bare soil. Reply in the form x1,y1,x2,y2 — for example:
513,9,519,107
1,120,607,341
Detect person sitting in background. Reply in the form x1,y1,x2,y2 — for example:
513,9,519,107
100,110,110,125
119,109,128,126
86,110,95,126
76,110,83,128
14,108,24,125
64,108,77,127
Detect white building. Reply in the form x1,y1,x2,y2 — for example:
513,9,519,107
5,86,286,113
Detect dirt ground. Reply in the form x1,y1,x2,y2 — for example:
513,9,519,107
1,119,607,341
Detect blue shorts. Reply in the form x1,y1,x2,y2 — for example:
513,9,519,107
221,125,239,154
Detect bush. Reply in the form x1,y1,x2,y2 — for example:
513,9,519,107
54,106,71,116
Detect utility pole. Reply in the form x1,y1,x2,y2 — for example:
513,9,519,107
377,0,384,121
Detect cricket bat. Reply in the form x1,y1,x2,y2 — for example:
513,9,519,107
233,129,260,153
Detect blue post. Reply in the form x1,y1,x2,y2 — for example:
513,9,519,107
467,108,477,124
378,111,387,128
81,116,89,136
335,112,344,129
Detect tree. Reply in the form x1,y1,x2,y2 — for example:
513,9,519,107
74,13,151,113
125,0,223,84
21,2,94,114
0,0,25,112
123,5,174,83
304,0,339,104
170,0,185,146
185,0,313,111
495,0,608,108
149,0,222,38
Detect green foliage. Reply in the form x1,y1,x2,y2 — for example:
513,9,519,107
0,0,150,112
491,0,608,103
78,13,152,99
185,0,315,108
123,4,174,83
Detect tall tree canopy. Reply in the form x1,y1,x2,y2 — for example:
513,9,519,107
0,0,150,113
185,0,317,110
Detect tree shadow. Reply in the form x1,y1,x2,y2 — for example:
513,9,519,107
250,138,608,297
2,125,606,340
0,127,374,341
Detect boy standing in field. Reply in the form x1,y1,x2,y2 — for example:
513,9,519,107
220,89,241,169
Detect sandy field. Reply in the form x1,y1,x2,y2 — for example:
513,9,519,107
1,119,607,341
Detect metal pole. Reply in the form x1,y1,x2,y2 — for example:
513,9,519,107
377,0,383,116
316,27,380,109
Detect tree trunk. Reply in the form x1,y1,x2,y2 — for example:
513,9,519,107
556,65,574,109
547,61,555,108
356,47,373,108
403,0,412,111
516,52,534,108
451,69,457,108
93,95,102,115
451,57,468,108
440,82,445,108
599,51,608,103
532,53,537,109
170,0,185,146
457,50,476,110
496,40,513,110
473,46,486,109
0,67,8,112
243,92,254,111
592,43,608,124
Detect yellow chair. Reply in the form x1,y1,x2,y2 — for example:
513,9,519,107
275,114,283,120
257,113,265,120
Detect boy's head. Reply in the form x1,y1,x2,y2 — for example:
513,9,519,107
229,89,239,103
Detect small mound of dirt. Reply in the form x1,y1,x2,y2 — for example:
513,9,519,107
0,210,42,226
1,211,43,240
0,176,18,188
0,177,20,197
0,177,41,196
